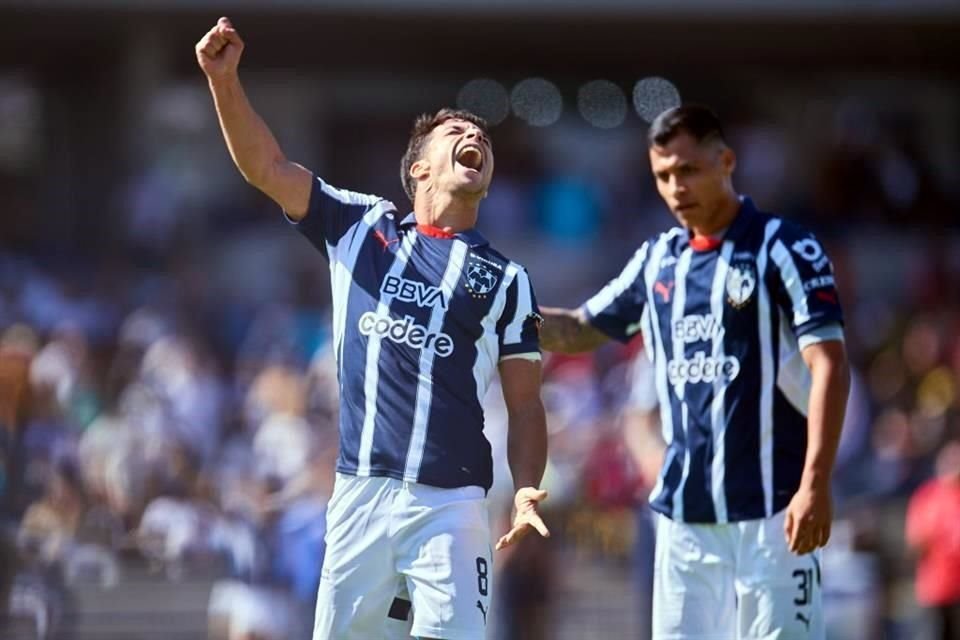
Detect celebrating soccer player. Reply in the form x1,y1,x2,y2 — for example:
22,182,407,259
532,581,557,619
540,104,850,640
196,17,549,640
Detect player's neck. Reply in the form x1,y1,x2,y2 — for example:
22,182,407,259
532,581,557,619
414,192,480,233
690,192,740,239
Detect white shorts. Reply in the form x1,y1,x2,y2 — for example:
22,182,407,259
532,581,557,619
653,510,824,640
313,473,492,640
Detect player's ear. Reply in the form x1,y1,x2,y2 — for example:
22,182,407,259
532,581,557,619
720,147,736,176
410,159,430,182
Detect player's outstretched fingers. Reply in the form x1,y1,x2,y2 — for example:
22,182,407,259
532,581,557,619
495,527,521,551
528,512,550,538
495,533,510,551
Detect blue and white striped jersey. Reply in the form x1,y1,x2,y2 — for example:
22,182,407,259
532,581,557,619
584,197,844,523
291,176,540,491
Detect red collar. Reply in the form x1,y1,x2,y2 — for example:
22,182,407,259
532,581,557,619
689,235,723,252
416,224,456,239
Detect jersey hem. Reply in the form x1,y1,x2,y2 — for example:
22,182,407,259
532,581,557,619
649,502,773,524
335,465,488,491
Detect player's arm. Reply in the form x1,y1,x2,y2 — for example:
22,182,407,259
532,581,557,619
539,307,609,354
196,17,312,219
784,339,850,555
541,242,651,355
495,357,549,551
770,226,850,554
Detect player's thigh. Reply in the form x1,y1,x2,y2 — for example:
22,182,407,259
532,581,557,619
652,514,737,640
383,580,414,640
735,511,824,640
398,495,492,640
313,474,398,640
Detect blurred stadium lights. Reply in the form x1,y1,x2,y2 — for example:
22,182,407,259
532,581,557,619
456,79,510,126
577,80,628,129
633,76,682,124
510,78,563,128
463,75,680,128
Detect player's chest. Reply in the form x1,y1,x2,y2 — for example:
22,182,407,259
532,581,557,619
357,236,504,327
649,249,763,319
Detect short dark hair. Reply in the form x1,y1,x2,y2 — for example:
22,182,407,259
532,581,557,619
648,104,726,148
400,108,489,204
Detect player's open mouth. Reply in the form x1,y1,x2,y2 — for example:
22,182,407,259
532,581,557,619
455,144,484,172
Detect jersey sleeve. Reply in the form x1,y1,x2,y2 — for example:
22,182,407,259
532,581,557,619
496,267,542,359
287,174,384,259
767,222,845,342
580,242,650,343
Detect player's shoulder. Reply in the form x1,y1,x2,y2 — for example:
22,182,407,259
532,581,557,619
312,174,394,212
474,243,523,275
646,226,686,256
745,200,816,246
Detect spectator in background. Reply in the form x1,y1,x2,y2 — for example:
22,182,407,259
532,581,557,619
0,324,39,514
17,461,86,565
906,439,960,640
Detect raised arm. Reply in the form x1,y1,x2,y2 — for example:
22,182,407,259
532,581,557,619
539,306,609,354
494,358,550,550
196,17,312,219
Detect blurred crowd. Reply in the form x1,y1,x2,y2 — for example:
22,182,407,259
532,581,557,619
1,70,960,640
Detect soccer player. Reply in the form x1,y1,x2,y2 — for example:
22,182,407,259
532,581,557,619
539,105,850,639
195,18,549,640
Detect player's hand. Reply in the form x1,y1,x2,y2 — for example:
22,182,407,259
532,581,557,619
196,17,244,79
496,487,549,550
784,483,832,555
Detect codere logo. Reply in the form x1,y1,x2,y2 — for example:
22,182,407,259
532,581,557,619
667,351,741,385
358,312,454,357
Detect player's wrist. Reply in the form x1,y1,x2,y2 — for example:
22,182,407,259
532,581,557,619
798,468,831,493
206,69,241,87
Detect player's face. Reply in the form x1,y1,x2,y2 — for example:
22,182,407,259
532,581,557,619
419,119,494,199
649,132,736,231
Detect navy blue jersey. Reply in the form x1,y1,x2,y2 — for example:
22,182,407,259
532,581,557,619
584,197,844,523
291,176,540,491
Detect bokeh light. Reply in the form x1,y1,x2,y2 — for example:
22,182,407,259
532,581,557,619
456,78,510,126
577,80,627,129
510,77,563,127
633,76,682,123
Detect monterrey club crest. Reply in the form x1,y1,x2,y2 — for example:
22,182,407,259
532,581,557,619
725,262,756,309
464,259,500,299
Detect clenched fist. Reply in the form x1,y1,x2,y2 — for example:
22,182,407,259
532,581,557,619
196,17,244,79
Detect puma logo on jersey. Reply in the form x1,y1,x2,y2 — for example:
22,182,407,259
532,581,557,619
654,280,675,302
373,230,399,251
